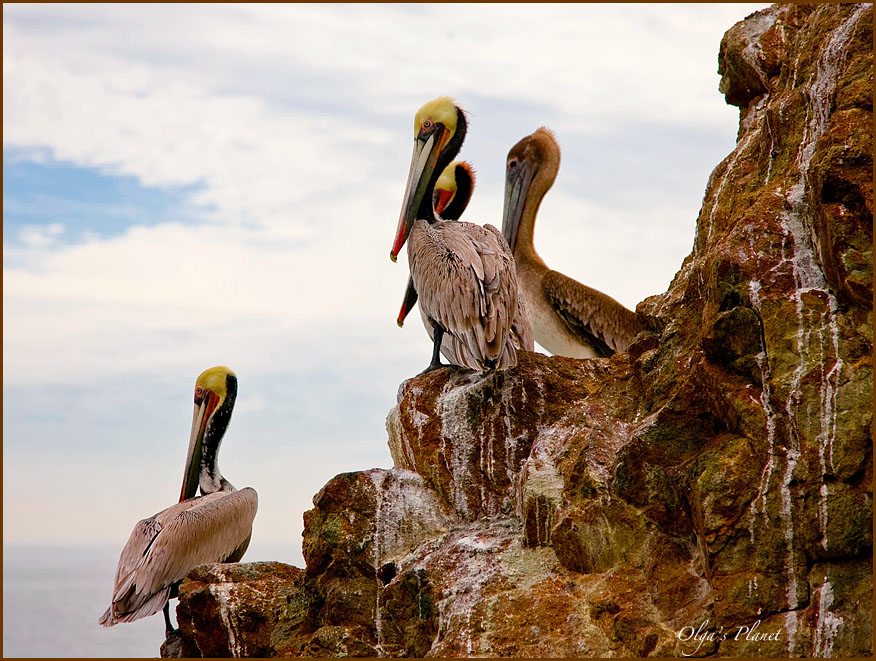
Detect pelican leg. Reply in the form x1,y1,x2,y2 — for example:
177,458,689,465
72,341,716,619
421,326,446,374
163,601,176,635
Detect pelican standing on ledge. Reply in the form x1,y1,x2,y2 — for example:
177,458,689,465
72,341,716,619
502,128,643,357
397,159,476,327
99,366,257,634
397,158,534,355
391,97,525,372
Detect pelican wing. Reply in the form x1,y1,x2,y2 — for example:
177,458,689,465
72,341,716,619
410,220,519,370
481,223,534,353
542,269,641,356
510,287,535,352
100,487,258,626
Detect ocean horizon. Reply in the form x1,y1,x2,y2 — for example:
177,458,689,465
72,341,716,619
3,542,302,658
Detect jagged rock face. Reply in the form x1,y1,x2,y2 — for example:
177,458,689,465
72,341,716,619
171,562,307,657
168,4,871,657
683,2,872,641
386,354,638,541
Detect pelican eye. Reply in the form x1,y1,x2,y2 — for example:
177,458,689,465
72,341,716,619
422,119,433,130
195,386,205,403
508,158,518,171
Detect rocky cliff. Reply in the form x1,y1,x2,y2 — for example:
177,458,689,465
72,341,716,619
165,4,872,657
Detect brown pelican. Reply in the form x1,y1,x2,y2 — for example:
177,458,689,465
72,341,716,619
98,366,257,634
502,127,643,357
397,159,534,358
397,159,476,327
391,96,525,372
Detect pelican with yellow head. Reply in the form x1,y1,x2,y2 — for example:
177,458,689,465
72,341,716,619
391,97,530,372
99,366,257,634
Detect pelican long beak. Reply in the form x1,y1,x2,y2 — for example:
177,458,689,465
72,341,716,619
502,161,536,254
397,276,419,327
391,130,443,261
179,390,220,502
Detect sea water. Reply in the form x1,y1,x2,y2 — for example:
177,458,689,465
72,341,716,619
4,542,300,658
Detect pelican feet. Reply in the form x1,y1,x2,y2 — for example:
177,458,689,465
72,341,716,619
418,361,447,376
419,326,447,374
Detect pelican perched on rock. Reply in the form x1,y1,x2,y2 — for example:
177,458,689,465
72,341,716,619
391,97,527,372
99,366,257,634
502,128,643,357
397,159,476,327
397,158,534,357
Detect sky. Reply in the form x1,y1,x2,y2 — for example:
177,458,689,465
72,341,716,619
4,2,769,572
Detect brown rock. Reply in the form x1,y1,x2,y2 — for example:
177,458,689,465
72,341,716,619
174,562,308,657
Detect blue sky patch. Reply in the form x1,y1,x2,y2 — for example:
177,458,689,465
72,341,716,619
3,149,204,246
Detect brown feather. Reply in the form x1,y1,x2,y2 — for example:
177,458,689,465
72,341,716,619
409,219,521,370
99,487,257,626
503,127,640,358
542,270,641,355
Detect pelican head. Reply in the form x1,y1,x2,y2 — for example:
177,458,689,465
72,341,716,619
502,127,561,254
180,365,238,501
433,160,475,220
391,96,467,261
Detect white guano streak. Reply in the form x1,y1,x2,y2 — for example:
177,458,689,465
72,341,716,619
747,4,864,608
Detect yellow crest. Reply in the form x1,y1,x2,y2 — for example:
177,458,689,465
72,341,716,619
195,365,236,398
414,97,459,138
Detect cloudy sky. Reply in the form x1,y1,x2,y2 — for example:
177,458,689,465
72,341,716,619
4,2,767,570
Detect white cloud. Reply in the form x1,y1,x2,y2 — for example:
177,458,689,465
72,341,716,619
18,222,65,247
3,3,769,551
3,4,768,253
4,49,391,227
3,213,429,384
